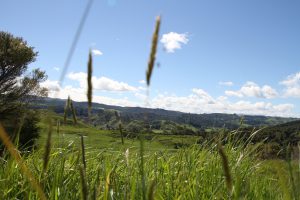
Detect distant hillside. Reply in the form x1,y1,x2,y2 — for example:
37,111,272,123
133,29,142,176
30,97,298,130
258,119,300,144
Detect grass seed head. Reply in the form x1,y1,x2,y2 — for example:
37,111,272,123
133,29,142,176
87,50,93,118
70,99,77,125
146,15,161,86
43,117,52,173
217,142,233,194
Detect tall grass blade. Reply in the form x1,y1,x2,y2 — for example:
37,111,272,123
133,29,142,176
57,0,94,90
105,170,112,200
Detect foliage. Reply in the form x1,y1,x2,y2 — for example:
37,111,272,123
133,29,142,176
0,31,47,149
1,109,41,151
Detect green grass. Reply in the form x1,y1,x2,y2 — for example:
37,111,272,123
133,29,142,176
0,114,299,199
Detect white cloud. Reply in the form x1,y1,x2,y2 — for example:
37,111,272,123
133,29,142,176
219,81,233,86
225,90,243,98
91,49,103,56
280,72,300,97
53,67,60,71
225,81,278,99
261,85,278,99
69,88,136,107
43,83,138,107
191,88,215,104
68,72,137,92
41,78,296,117
150,88,294,117
160,32,189,53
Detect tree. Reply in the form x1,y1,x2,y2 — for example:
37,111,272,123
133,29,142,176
0,31,47,149
0,31,47,119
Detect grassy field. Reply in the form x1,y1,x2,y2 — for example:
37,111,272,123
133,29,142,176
0,112,299,200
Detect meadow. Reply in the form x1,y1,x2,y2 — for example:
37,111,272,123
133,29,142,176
0,111,299,200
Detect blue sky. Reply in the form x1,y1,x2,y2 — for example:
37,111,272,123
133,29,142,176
1,0,300,117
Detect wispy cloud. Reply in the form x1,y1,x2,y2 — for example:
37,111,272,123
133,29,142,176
139,80,146,84
219,81,233,86
53,67,60,71
91,49,103,56
160,32,189,53
225,81,278,99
